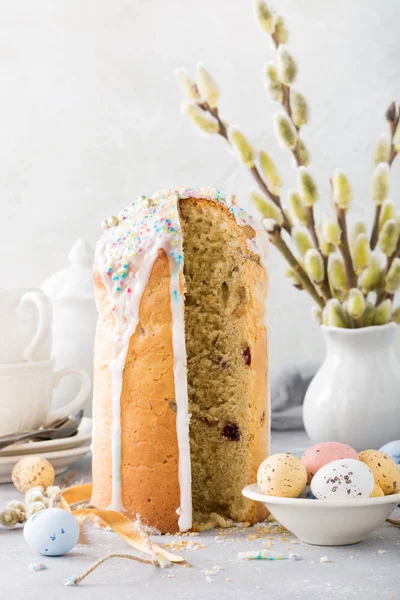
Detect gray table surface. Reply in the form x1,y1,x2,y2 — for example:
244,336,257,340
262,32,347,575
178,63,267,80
1,430,399,600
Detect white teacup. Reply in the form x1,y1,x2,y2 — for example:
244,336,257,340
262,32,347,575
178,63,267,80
0,288,52,363
0,360,91,436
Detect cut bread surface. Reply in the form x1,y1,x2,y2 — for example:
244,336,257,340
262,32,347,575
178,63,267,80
179,197,266,523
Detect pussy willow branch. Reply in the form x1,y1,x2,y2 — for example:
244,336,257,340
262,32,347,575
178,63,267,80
193,93,326,306
197,97,292,232
265,30,332,300
370,104,399,249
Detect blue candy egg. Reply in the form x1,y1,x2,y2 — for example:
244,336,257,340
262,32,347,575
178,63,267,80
379,440,400,465
24,508,79,556
298,485,317,499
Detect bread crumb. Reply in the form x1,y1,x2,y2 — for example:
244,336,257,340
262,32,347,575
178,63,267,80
377,549,387,555
320,556,330,563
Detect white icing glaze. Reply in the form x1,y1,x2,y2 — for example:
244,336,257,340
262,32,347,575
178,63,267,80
94,186,267,529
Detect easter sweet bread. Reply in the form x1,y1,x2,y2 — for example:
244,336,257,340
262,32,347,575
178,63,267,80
91,187,269,533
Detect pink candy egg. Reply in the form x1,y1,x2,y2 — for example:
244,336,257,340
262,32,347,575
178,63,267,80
301,441,359,482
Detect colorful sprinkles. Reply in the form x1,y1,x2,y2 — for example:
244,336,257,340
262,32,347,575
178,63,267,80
97,186,266,295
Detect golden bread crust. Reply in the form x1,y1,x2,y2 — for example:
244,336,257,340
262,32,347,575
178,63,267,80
91,196,268,531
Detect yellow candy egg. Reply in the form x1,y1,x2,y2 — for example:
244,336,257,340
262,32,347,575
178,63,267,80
12,457,55,493
370,483,384,497
358,450,399,495
257,453,307,498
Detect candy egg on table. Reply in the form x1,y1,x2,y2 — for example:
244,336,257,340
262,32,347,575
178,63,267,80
311,458,374,500
379,441,400,465
24,508,80,556
257,453,307,498
301,441,358,483
358,450,399,495
12,457,55,493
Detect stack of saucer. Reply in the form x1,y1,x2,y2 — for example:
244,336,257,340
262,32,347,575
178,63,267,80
0,417,92,483
0,288,91,483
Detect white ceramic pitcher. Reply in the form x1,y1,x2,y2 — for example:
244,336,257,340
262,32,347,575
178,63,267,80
303,323,400,450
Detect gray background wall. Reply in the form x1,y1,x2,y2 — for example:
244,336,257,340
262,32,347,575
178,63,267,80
1,0,400,379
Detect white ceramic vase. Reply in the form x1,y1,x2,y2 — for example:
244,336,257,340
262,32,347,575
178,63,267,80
303,323,400,451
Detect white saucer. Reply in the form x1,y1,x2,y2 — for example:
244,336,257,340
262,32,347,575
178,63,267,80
0,417,92,457
0,443,91,483
243,483,400,546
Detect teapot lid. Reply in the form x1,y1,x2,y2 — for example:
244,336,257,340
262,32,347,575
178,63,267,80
41,239,94,299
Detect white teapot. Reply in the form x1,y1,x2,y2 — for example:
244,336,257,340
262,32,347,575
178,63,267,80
41,239,96,415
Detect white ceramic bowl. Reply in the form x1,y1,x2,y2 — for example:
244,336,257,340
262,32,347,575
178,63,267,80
243,483,400,546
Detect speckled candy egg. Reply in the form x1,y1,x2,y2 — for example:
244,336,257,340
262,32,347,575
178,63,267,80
311,458,374,500
301,442,359,483
24,508,79,556
257,453,307,498
12,457,55,492
370,484,384,497
358,450,399,495
379,441,400,465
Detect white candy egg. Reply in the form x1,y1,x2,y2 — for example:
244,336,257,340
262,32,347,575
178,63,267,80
24,508,79,556
311,458,374,500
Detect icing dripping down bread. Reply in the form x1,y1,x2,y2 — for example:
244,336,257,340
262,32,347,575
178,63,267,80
91,187,269,532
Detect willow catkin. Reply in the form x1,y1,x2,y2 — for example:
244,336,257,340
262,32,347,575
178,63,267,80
265,63,284,102
290,90,309,128
304,249,324,283
274,13,288,43
183,103,219,134
321,216,341,246
358,255,382,292
332,169,352,209
372,163,390,205
374,299,392,325
196,64,219,108
276,45,298,85
324,299,347,328
298,167,319,207
363,302,376,326
175,69,200,102
250,189,284,225
287,190,308,226
328,254,347,291
378,199,396,231
228,127,255,167
386,258,400,294
296,139,311,166
352,233,370,275
350,221,367,247
347,288,366,319
379,219,398,256
292,226,314,256
274,112,298,150
253,0,275,33
317,224,335,257
258,150,282,195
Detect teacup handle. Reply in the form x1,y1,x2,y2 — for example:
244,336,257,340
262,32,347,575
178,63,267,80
18,290,53,362
46,366,91,424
